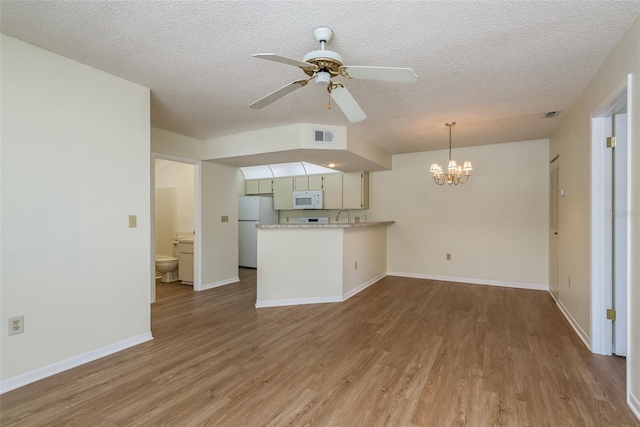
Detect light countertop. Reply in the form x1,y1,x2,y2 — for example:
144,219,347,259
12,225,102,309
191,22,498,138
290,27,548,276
256,221,394,229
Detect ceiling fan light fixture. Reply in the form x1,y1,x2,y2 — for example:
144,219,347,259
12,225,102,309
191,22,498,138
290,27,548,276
250,26,417,123
316,71,331,86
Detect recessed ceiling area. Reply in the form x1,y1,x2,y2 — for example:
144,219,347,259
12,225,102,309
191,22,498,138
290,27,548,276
239,162,340,180
1,1,639,155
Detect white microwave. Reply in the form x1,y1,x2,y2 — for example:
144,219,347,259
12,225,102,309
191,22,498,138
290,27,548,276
293,190,323,209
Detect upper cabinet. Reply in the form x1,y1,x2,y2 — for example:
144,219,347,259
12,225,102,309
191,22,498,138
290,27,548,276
246,178,273,195
245,179,259,195
308,175,323,190
342,172,369,209
320,174,343,209
291,174,341,209
250,172,368,210
273,177,294,210
293,176,309,191
259,179,273,194
298,174,343,209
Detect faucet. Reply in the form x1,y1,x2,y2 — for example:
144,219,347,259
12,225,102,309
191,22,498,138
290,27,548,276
336,209,352,224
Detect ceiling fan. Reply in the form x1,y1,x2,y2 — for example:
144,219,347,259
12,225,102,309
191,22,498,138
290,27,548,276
249,26,417,123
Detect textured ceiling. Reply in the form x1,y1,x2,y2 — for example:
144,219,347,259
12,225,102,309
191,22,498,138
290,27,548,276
2,1,640,155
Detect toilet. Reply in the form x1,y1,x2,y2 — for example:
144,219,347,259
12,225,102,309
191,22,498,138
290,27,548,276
155,255,179,283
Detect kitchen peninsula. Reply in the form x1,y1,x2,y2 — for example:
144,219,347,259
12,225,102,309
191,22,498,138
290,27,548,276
255,221,394,308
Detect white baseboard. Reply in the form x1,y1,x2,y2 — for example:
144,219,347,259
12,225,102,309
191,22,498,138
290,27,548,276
256,273,387,308
550,292,591,350
256,295,343,308
199,276,239,291
343,273,386,301
0,332,153,394
629,391,640,422
387,271,549,291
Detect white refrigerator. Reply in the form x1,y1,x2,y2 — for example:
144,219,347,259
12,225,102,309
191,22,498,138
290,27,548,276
238,196,278,268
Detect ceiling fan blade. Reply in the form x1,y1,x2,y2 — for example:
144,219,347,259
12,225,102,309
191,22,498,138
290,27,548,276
329,85,367,123
249,79,309,109
252,53,317,70
340,66,417,83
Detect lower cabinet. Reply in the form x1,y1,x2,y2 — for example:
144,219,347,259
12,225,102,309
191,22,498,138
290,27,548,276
178,241,194,284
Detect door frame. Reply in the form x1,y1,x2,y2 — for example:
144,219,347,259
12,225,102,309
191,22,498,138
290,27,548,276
590,74,632,392
151,153,202,302
549,155,560,299
612,112,629,357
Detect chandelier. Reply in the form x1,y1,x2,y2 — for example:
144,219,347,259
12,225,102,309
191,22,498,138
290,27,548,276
429,122,473,186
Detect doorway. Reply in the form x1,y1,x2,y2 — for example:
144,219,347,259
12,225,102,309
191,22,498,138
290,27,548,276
151,153,201,303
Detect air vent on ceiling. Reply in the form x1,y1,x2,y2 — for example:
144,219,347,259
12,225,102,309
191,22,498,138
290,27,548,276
314,130,334,143
544,111,561,118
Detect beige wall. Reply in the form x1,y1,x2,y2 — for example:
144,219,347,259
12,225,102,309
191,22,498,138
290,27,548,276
203,124,320,160
151,127,202,160
155,187,177,257
257,228,343,303
155,158,195,235
550,16,640,409
200,160,239,289
256,225,394,306
369,139,549,288
1,35,151,382
342,226,387,295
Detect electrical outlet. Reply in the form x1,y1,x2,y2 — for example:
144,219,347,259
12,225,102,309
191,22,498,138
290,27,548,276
286,217,289,222
9,315,24,336
128,215,137,228
446,253,451,260
221,216,229,222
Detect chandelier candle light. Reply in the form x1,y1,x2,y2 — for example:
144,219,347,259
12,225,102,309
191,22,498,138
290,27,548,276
429,122,473,186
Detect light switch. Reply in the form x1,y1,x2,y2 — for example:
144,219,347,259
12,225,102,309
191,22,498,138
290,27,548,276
128,215,137,228
221,216,229,223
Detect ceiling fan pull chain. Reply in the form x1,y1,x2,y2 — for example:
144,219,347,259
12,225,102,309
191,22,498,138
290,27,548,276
328,92,332,109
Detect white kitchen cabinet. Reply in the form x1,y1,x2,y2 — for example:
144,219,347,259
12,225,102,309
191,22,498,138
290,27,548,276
342,172,369,209
178,240,194,284
321,174,343,209
273,177,294,210
293,176,308,191
259,178,273,194
271,172,366,210
245,179,273,195
308,175,323,190
306,174,342,209
245,179,259,195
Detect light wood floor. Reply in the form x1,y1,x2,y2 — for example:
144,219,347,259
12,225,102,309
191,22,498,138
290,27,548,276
2,269,638,426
